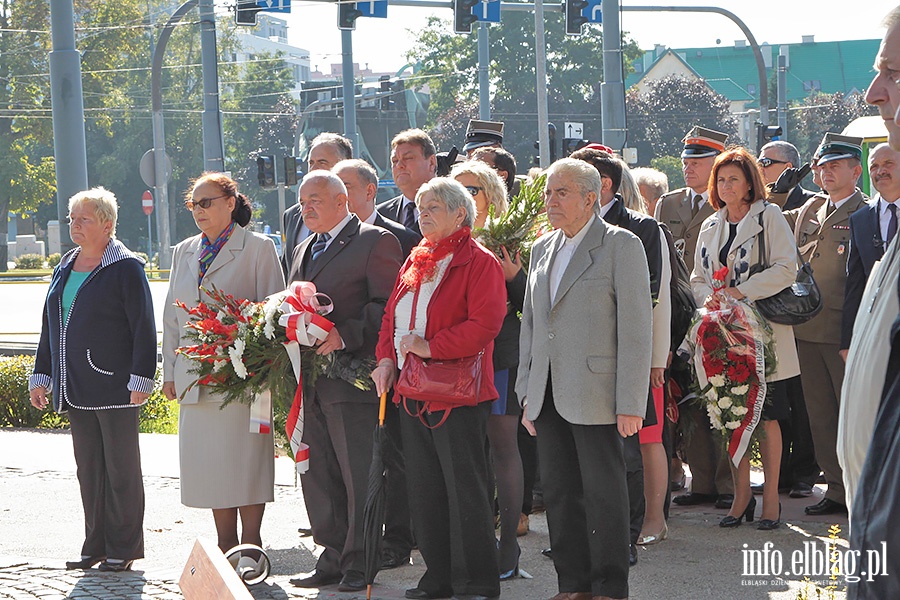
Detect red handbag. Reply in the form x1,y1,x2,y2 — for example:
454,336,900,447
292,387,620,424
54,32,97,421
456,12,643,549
393,286,484,428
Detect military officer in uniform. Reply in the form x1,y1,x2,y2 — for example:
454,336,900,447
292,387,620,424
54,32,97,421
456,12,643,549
655,126,735,510
787,133,868,516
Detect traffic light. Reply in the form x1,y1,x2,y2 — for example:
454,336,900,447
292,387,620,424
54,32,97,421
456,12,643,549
379,75,394,111
257,155,276,189
235,1,262,26
548,122,557,163
563,138,590,157
338,1,363,30
565,0,589,36
756,123,783,153
284,157,299,186
454,0,479,34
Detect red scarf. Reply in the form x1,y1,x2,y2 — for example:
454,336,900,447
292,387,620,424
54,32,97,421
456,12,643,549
401,226,470,289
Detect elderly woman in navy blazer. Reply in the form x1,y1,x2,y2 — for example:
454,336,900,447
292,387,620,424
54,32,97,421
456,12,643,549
30,187,157,572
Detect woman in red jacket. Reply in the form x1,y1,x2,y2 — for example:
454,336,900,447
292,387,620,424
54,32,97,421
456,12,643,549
372,177,507,600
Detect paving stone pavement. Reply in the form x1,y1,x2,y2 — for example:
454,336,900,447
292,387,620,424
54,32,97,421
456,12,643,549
0,429,851,599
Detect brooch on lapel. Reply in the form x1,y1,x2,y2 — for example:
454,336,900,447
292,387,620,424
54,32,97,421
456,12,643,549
837,244,846,256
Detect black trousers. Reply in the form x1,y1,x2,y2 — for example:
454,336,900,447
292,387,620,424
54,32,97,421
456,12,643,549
400,400,500,598
624,433,645,546
382,399,413,555
778,375,820,487
68,406,144,561
535,382,630,599
300,394,377,576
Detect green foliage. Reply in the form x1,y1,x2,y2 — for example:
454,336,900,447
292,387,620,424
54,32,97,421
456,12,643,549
474,173,548,266
14,254,44,269
406,15,643,170
47,253,61,268
788,92,878,164
650,156,684,190
0,355,66,428
0,354,178,434
626,75,742,165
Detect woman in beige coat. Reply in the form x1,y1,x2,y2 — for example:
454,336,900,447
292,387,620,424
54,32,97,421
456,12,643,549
691,147,800,531
162,172,285,578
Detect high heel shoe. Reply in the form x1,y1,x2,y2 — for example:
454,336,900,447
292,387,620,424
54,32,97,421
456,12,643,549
499,544,521,581
65,556,105,570
719,497,756,528
757,503,782,530
636,522,668,545
97,559,134,572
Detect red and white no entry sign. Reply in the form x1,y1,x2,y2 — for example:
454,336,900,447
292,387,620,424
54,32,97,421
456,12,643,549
142,190,153,216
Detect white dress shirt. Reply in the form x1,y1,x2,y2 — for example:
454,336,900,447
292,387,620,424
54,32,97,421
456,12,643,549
316,213,354,253
879,195,900,244
550,219,593,304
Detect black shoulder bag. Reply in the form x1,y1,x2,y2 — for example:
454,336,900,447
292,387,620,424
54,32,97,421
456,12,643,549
749,211,823,326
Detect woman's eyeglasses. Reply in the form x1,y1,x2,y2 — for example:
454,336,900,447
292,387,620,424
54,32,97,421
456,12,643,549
757,157,788,168
464,185,484,197
185,195,228,211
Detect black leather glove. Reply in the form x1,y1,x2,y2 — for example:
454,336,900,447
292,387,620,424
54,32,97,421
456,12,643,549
772,163,812,194
435,147,460,177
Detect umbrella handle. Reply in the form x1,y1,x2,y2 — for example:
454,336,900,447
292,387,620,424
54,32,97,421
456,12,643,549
378,392,387,426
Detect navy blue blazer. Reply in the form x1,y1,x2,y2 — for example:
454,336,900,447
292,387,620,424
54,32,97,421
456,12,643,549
602,196,663,302
377,194,422,235
31,240,157,412
842,199,885,350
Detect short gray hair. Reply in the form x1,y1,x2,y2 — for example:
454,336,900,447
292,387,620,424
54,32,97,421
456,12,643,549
415,178,476,228
546,158,602,200
311,132,353,161
333,158,378,187
631,167,669,201
761,141,802,168
451,160,508,217
68,187,118,237
885,5,900,28
301,170,348,196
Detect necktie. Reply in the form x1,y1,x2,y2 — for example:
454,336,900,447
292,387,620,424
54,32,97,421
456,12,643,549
888,204,898,245
691,194,702,219
826,203,836,217
311,233,330,261
403,203,417,230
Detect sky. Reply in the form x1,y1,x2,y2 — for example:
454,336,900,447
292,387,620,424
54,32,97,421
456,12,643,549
278,0,892,75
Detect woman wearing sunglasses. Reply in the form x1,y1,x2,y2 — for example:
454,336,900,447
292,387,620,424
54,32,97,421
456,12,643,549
161,172,284,579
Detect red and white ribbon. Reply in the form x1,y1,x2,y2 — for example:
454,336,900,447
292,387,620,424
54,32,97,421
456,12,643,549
279,281,334,474
249,388,272,435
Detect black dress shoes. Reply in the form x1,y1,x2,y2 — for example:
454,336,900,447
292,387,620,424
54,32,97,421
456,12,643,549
97,559,134,572
450,595,499,600
714,494,735,509
289,570,342,588
629,544,638,567
789,482,814,498
671,492,716,506
541,547,553,559
382,548,412,569
338,570,366,592
65,556,105,570
405,587,453,599
804,498,847,516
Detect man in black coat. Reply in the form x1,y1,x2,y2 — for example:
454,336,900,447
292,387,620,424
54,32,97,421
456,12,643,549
287,171,403,592
281,133,353,275
843,143,900,352
376,129,436,236
760,141,817,210
570,147,661,567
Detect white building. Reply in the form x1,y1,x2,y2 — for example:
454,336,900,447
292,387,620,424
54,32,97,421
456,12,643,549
231,14,310,92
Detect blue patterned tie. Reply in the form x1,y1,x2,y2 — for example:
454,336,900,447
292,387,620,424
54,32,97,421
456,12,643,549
403,202,417,230
311,233,330,261
888,204,898,246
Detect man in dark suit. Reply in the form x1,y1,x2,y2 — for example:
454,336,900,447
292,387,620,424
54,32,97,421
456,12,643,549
281,133,353,275
517,159,651,600
570,147,662,566
376,129,437,236
757,140,821,500
287,171,403,593
333,158,421,570
759,141,817,210
843,143,900,351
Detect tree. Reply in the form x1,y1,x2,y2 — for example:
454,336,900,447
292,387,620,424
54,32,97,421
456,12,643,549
788,91,878,162
626,75,741,166
406,14,643,170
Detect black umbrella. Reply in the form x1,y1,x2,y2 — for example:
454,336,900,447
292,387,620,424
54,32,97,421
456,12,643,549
363,392,389,600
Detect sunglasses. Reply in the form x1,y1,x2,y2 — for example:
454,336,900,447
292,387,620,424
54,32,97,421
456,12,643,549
757,157,788,168
464,185,484,196
185,194,228,211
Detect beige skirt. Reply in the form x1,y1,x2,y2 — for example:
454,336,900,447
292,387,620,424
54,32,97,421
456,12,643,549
178,393,274,509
